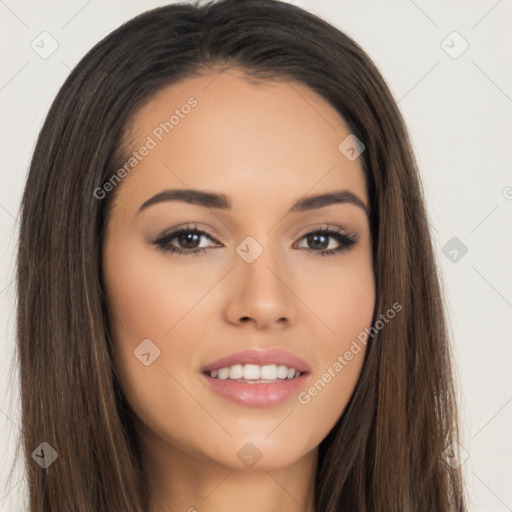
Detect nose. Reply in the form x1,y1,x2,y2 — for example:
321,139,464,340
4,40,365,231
224,244,297,330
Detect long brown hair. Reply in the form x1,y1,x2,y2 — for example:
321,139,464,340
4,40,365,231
15,0,466,510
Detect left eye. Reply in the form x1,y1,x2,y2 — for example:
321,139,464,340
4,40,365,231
295,231,344,252
292,227,358,256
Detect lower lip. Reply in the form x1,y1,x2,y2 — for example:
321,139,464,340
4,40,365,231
201,373,308,408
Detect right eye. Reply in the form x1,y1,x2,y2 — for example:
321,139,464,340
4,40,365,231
152,224,221,256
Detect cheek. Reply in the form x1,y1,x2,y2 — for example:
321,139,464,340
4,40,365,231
300,249,375,343
294,254,374,431
103,240,211,346
102,241,204,440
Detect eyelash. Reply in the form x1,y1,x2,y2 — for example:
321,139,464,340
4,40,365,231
151,223,358,258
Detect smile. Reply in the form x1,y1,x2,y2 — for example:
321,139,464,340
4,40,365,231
206,363,303,382
201,348,311,408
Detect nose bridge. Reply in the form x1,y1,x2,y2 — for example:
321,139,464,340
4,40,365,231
237,232,287,295
227,230,295,327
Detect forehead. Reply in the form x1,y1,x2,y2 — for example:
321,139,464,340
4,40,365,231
111,69,368,216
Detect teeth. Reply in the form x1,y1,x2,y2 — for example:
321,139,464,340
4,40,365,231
260,364,277,380
229,364,244,380
217,367,230,380
244,364,261,380
207,363,302,381
277,365,288,379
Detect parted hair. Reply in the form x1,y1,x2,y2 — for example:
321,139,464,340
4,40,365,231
15,0,466,510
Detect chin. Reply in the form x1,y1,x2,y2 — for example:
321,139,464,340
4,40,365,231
206,435,314,472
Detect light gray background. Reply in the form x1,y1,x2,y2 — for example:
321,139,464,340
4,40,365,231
1,1,511,510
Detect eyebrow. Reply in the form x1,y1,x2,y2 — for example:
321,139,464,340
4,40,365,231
138,188,368,216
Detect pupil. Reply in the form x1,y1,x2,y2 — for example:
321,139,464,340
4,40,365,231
309,233,328,250
179,232,200,249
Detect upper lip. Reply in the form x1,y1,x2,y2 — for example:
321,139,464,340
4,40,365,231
202,348,311,374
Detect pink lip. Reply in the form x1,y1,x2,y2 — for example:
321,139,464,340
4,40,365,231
201,373,309,408
200,348,311,408
201,348,311,373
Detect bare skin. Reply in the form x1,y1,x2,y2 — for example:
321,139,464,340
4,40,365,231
102,69,375,512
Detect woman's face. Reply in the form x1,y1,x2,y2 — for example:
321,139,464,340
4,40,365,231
102,70,375,473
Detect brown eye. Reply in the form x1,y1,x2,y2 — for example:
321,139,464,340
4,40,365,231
294,226,358,256
152,224,220,256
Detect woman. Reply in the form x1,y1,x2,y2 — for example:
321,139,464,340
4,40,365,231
16,0,466,510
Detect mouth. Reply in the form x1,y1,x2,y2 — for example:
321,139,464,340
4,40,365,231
201,349,311,408
204,363,305,383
